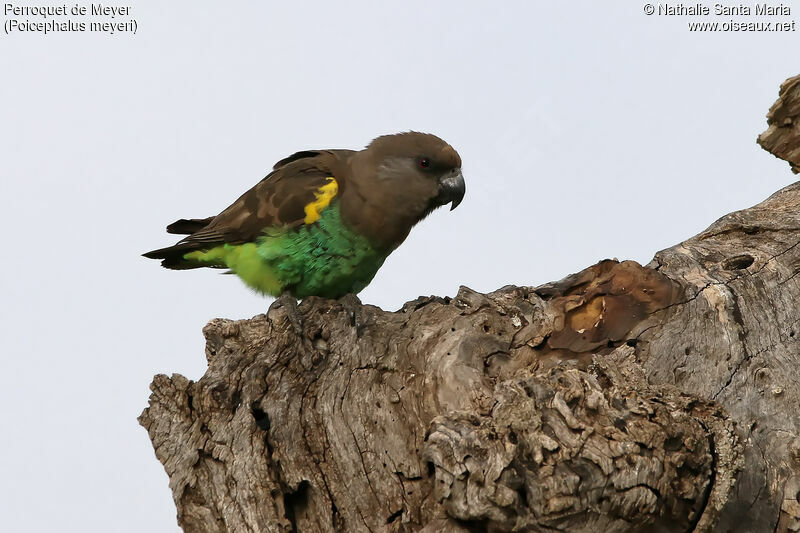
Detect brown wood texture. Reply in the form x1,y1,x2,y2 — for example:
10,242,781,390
140,76,800,532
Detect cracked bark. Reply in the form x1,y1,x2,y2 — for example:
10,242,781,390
140,75,800,532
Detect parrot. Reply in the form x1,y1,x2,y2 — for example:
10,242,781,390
143,132,465,302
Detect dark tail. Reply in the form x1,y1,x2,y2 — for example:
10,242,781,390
144,216,222,270
142,243,210,270
166,217,214,235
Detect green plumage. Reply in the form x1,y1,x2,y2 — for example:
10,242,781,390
183,202,387,298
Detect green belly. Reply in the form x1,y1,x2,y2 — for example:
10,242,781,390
185,204,387,299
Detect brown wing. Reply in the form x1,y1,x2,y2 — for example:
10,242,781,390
143,149,352,268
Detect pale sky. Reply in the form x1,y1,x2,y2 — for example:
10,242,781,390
1,1,797,531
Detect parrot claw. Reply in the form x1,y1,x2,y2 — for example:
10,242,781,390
338,293,366,337
269,292,304,336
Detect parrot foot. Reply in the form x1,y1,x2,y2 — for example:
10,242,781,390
338,293,366,336
269,292,304,336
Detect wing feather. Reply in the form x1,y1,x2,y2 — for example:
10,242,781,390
143,150,351,269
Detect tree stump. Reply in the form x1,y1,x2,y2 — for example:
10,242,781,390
140,75,800,532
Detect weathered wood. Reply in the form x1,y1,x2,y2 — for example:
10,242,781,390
758,73,800,174
140,76,800,532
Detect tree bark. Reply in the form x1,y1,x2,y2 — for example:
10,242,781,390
140,75,800,533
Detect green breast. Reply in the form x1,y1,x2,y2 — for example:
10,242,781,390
262,203,388,298
189,202,388,299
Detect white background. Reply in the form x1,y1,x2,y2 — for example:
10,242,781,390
1,1,796,531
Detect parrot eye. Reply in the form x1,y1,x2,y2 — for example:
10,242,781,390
418,157,431,169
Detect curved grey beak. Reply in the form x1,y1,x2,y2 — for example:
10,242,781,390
439,169,466,210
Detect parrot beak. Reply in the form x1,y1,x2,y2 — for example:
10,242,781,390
439,169,466,210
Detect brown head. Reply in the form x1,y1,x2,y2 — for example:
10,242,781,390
341,132,465,250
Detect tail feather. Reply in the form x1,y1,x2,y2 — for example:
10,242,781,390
144,216,223,270
166,217,214,235
143,243,220,270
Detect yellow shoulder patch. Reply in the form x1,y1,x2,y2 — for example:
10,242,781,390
303,177,339,224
